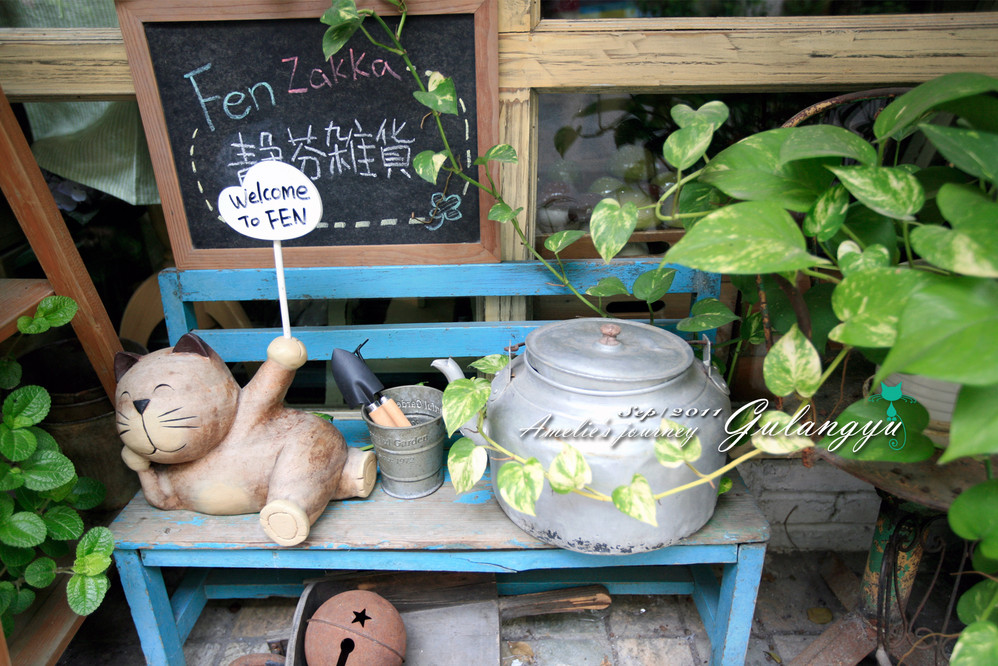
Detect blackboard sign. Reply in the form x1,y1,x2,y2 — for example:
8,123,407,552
117,0,499,268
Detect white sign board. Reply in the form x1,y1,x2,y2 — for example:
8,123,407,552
217,161,322,241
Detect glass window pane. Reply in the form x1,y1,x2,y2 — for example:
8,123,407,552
536,90,846,238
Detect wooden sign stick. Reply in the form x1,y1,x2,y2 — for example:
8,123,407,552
273,240,291,339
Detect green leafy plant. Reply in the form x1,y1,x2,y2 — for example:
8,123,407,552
0,296,114,635
326,1,996,653
322,0,819,528
585,72,997,663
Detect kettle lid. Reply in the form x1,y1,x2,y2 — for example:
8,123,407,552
525,318,693,390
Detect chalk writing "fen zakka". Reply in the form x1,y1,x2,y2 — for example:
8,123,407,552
184,49,401,132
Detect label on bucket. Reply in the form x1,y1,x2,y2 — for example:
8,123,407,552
395,398,441,416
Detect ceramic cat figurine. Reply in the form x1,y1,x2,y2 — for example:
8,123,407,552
114,333,376,546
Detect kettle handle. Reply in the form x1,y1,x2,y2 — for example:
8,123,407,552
699,334,712,375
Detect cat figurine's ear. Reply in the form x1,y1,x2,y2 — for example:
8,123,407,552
172,333,212,357
114,352,143,382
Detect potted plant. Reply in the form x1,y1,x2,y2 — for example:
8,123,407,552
0,295,115,635
595,72,996,663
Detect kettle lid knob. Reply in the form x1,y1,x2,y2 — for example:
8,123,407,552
598,323,622,346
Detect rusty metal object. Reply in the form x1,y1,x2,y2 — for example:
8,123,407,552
816,449,990,513
305,590,406,666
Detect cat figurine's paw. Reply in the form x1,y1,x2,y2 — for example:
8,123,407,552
121,446,151,472
267,336,307,370
260,499,310,546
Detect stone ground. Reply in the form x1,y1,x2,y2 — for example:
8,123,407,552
55,549,961,665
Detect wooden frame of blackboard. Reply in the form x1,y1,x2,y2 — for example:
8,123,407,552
116,0,500,269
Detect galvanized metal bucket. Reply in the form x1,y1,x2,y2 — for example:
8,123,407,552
362,385,445,499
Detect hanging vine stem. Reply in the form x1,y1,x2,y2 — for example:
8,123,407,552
353,5,611,318
470,411,749,506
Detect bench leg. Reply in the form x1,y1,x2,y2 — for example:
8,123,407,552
114,549,186,666
711,542,766,666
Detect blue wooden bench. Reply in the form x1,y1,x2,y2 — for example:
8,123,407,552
109,259,770,665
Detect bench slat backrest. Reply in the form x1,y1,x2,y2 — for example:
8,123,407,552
158,259,719,363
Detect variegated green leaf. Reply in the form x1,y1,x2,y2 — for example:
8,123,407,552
590,198,638,263
671,101,729,130
663,201,829,274
474,144,518,165
488,201,522,223
654,418,701,468
544,230,586,255
912,183,998,277
413,72,458,115
829,268,935,348
700,128,838,212
547,444,592,494
875,72,998,140
496,458,544,517
803,184,849,242
441,377,490,437
631,266,676,304
919,124,998,185
447,437,489,494
958,580,998,626
950,621,998,666
750,411,814,454
780,125,877,167
662,121,714,171
939,384,998,464
828,165,924,220
413,150,447,185
676,298,738,332
763,324,822,398
876,277,998,386
611,474,657,526
586,276,628,298
837,242,891,276
469,354,509,375
320,0,363,59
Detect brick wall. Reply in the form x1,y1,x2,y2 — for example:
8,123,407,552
738,458,881,552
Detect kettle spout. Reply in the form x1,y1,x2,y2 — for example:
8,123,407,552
431,357,467,383
430,358,487,446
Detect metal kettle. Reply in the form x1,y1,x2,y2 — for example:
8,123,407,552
436,317,731,555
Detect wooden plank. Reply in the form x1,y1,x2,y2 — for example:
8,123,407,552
110,472,767,553
6,577,85,666
161,260,704,301
0,278,53,342
0,84,122,399
500,13,998,92
0,29,133,102
4,13,998,100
